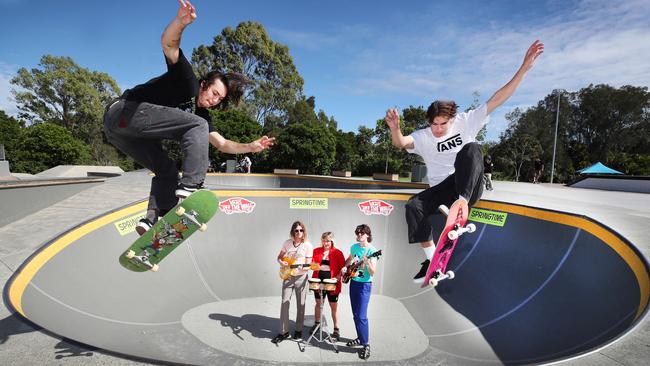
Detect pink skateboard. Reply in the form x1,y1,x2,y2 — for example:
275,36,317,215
422,202,476,287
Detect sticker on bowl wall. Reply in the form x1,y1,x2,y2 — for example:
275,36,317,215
219,197,256,215
358,200,394,216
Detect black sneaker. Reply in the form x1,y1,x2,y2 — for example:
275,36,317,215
346,338,361,347
135,218,154,236
293,331,302,340
359,345,370,360
271,332,290,344
175,182,204,199
413,259,430,284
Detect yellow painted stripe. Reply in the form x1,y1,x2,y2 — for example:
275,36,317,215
8,202,147,316
476,201,650,321
9,193,648,324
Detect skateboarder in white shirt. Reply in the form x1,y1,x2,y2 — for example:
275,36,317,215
385,40,544,283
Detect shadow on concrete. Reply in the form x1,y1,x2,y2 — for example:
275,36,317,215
0,313,41,345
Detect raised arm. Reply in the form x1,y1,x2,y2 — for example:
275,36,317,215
209,131,275,154
161,0,197,64
385,108,414,150
486,40,544,115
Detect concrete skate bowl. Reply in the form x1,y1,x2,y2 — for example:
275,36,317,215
5,185,650,364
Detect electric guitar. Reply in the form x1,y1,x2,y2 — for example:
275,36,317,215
278,257,319,281
342,250,383,284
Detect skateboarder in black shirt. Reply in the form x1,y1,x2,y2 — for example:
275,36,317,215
103,0,274,235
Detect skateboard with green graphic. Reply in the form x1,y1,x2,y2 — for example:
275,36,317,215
119,189,218,272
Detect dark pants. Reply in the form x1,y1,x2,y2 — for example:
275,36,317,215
350,280,372,346
103,100,209,221
405,143,484,243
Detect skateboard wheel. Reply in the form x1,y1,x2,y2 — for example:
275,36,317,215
198,223,208,232
448,230,459,240
126,250,135,259
466,223,476,233
429,278,438,287
175,206,186,216
151,264,159,272
447,270,455,279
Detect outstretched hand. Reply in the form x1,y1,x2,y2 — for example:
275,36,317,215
176,0,197,26
521,40,544,72
385,108,400,130
249,136,275,153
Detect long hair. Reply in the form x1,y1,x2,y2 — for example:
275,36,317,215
199,71,251,110
290,221,308,242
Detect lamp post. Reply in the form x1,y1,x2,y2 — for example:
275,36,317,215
550,89,561,184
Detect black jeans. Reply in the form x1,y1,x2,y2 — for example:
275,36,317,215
405,143,484,243
103,100,209,221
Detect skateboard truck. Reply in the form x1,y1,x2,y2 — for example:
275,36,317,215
125,250,159,272
175,207,207,232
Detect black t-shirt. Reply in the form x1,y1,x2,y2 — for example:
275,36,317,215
122,48,214,131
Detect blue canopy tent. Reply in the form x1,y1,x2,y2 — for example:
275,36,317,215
577,162,623,175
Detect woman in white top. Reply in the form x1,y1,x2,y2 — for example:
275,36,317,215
271,221,313,344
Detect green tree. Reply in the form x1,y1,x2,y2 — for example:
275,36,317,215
569,84,649,168
209,108,264,170
493,131,542,182
0,110,24,161
11,122,91,174
10,55,122,163
355,126,376,176
333,130,360,172
192,21,304,124
269,122,336,175
287,96,318,125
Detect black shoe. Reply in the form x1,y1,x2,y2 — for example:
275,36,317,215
293,331,302,340
346,338,361,347
271,332,290,344
135,218,154,236
413,259,430,284
359,345,370,360
331,328,340,341
175,182,204,199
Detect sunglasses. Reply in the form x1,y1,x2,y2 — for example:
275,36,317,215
294,229,304,233
355,231,367,235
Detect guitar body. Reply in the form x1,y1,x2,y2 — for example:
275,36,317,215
342,250,383,283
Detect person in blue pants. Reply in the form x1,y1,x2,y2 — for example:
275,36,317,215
341,224,378,360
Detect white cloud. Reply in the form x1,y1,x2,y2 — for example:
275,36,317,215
331,0,650,137
0,62,19,116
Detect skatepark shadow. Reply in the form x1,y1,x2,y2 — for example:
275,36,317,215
209,313,280,341
54,338,97,359
208,313,360,355
0,313,41,345
431,215,643,365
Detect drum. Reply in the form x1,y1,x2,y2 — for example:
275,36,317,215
308,278,322,291
322,278,337,292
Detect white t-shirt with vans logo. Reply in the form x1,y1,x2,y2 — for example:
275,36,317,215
407,104,489,187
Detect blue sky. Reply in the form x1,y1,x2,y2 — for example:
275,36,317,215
1,0,649,141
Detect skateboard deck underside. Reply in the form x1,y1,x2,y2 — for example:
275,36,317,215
423,204,467,286
119,189,218,272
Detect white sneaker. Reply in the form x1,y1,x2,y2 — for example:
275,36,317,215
175,183,203,199
135,218,154,236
